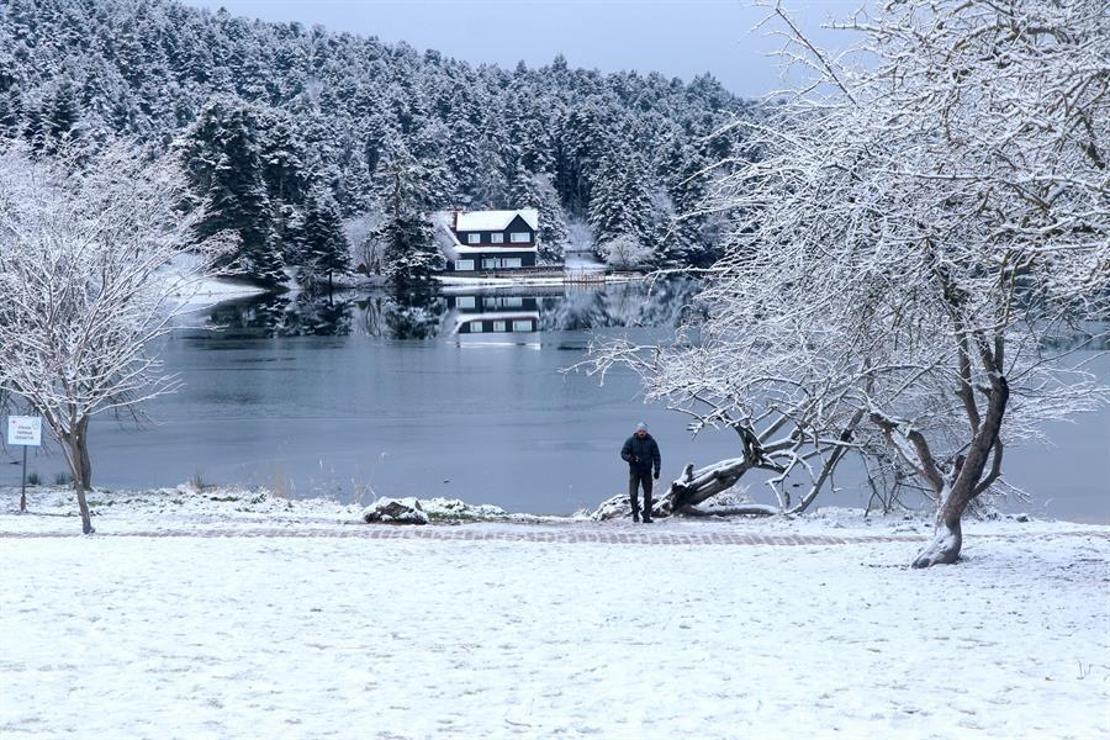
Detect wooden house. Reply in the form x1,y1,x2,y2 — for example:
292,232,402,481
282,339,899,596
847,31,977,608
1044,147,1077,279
436,209,539,272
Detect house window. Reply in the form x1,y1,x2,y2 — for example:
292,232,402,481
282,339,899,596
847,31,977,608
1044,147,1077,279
492,321,507,332
467,233,481,244
491,233,504,244
454,259,474,271
512,320,533,332
503,257,523,268
502,297,523,308
457,296,476,309
482,258,497,269
510,232,531,243
470,321,484,333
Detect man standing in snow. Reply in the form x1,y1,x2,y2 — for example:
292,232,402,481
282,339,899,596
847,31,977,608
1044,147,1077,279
621,422,661,523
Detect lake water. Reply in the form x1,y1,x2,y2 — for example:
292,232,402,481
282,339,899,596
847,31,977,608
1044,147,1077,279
2,281,1107,521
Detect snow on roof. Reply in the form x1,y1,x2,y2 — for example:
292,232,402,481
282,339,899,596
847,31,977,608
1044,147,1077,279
454,209,539,232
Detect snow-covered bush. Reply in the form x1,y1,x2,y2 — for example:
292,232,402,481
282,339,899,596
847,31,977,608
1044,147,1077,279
598,234,652,270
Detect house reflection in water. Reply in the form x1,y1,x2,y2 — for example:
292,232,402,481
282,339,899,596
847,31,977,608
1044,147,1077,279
442,292,541,339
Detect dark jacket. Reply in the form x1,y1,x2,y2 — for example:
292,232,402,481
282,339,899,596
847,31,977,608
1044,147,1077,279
621,433,661,475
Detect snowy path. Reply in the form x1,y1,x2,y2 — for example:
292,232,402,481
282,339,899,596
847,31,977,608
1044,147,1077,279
2,533,1107,738
3,523,1109,546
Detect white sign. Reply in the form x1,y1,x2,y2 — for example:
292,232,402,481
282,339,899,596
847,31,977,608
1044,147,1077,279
6,416,42,447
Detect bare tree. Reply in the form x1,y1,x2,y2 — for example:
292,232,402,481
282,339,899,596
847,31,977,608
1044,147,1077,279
0,143,228,533
590,1,1109,565
598,234,653,270
689,0,1109,566
343,209,384,276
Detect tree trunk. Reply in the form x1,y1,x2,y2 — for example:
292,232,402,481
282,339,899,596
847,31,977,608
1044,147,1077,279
65,417,95,535
658,459,752,516
912,376,1008,568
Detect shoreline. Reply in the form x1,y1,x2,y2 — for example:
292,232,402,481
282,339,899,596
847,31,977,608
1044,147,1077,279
4,484,1107,541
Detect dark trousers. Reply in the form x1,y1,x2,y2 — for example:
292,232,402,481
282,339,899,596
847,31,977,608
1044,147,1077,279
628,469,653,516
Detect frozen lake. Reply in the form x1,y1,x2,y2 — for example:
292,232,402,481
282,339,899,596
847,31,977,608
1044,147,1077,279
2,282,1107,520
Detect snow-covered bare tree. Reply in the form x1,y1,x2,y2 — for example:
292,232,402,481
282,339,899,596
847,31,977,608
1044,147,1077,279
638,0,1109,566
597,234,653,270
343,209,384,276
0,143,228,533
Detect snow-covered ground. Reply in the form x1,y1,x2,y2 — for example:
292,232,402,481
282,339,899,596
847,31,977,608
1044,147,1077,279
160,253,270,310
2,487,1108,738
564,249,606,270
435,273,640,288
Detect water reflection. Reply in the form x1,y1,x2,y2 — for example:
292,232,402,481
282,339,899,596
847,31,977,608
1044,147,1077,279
358,290,446,340
208,292,355,338
203,278,705,340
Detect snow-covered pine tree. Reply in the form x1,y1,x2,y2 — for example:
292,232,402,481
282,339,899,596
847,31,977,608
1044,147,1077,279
257,108,308,262
179,97,285,285
0,86,21,139
587,144,654,254
258,110,307,206
408,120,457,209
26,76,82,155
658,136,714,266
299,188,350,291
0,35,22,140
444,118,482,205
471,129,512,208
374,143,441,287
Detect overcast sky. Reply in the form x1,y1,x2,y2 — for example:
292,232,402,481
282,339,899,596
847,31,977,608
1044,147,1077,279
184,0,864,98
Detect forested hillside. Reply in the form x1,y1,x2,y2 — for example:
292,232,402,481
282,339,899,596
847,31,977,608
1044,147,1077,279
0,0,750,286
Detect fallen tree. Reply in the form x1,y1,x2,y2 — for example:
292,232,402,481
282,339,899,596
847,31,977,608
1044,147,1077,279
581,332,874,520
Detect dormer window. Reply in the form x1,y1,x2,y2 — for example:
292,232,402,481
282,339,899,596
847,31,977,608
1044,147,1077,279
491,233,504,244
467,233,480,244
510,232,531,243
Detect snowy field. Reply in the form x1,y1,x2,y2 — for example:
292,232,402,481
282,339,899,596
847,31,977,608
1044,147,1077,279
2,489,1108,738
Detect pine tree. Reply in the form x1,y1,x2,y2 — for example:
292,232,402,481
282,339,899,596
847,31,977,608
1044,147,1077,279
0,40,21,139
0,86,22,139
472,131,511,208
374,144,441,288
258,111,307,206
257,110,308,262
658,137,713,266
27,77,82,154
588,146,653,249
444,118,481,204
300,189,350,291
181,98,285,285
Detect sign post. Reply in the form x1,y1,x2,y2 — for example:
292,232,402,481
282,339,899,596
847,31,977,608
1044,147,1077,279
6,416,43,512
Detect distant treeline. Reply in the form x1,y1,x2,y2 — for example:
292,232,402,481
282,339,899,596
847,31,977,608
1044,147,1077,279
0,0,751,286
